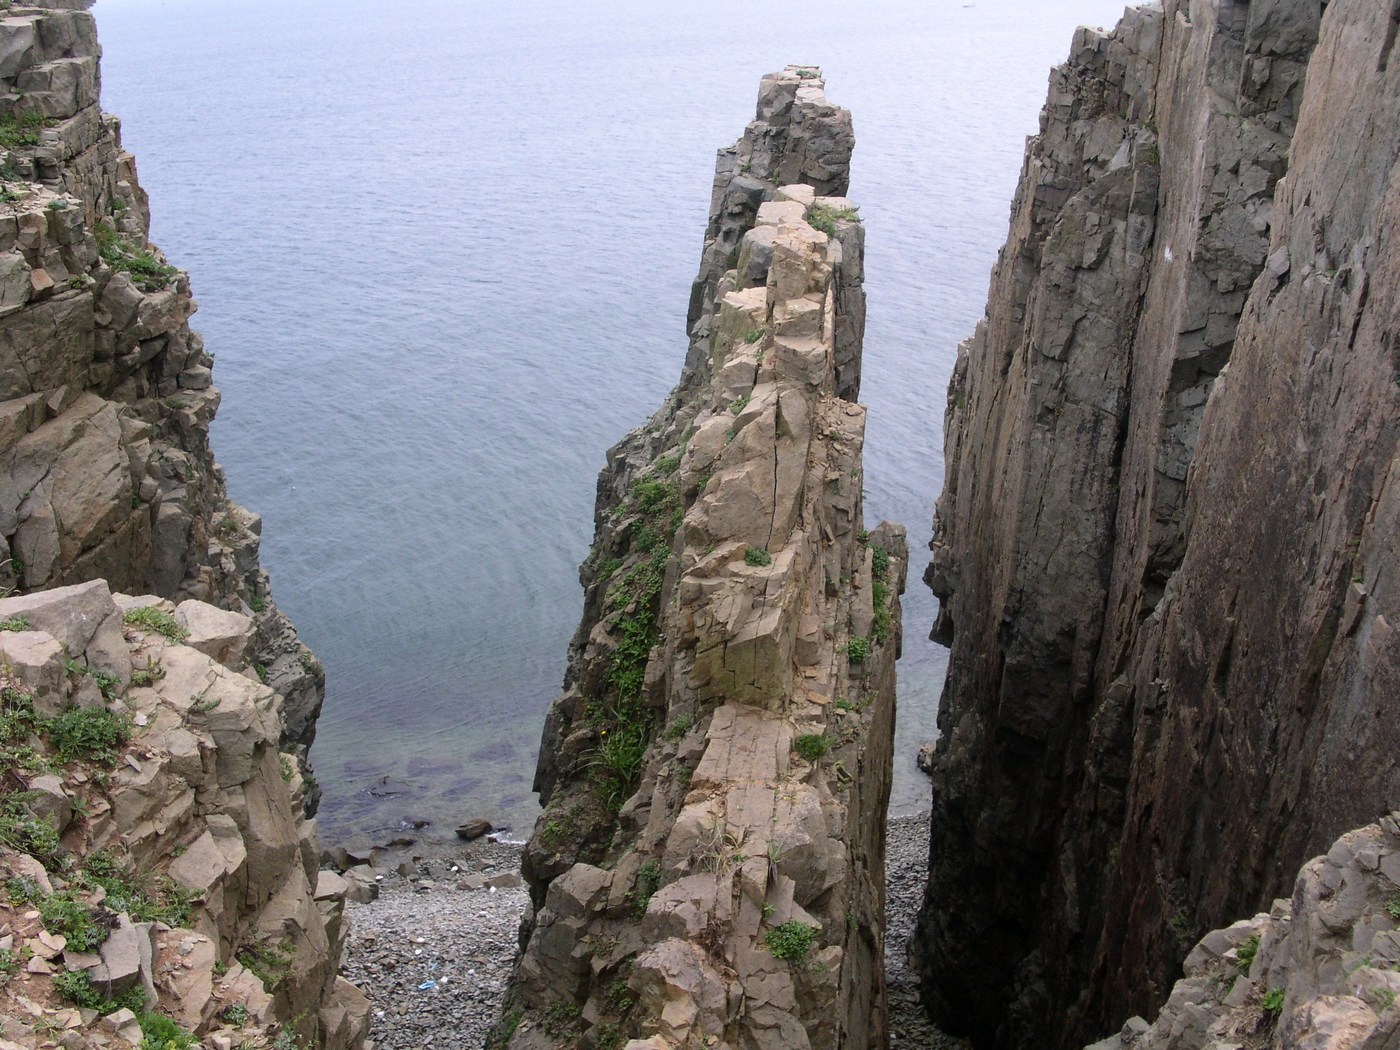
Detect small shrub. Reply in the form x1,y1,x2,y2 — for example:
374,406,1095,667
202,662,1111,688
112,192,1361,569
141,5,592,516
1236,934,1259,974
123,606,188,642
729,394,750,414
869,544,890,580
629,858,662,919
743,328,764,344
220,1003,250,1027
541,1001,581,1037
764,921,816,962
604,977,635,1016
139,1012,197,1050
539,818,565,848
743,547,772,567
249,595,267,614
794,734,829,762
7,874,43,904
1387,893,1400,922
0,111,47,149
238,941,293,991
1262,986,1285,1017
871,580,892,644
93,221,178,292
0,615,28,631
48,705,130,764
0,789,62,858
129,658,165,688
82,855,199,928
805,203,860,236
52,970,104,1010
0,945,20,981
37,890,113,951
846,636,872,663
590,723,648,812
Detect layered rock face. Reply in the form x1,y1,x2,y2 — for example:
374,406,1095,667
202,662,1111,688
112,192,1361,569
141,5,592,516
0,581,369,1049
920,0,1398,1045
1087,815,1400,1050
500,68,905,1050
0,1,323,770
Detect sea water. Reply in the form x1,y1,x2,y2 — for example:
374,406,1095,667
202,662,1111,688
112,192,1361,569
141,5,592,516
93,0,1131,844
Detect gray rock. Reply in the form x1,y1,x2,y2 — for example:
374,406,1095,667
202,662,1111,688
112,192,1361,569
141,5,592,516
454,818,491,841
24,773,70,833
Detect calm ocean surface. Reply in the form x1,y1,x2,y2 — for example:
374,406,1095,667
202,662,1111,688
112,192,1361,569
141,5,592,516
92,0,1130,844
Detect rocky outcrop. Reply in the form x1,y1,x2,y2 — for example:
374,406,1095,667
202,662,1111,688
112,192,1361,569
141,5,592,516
0,0,324,774
1085,814,1400,1050
920,0,1399,1045
499,68,905,1050
0,580,369,1050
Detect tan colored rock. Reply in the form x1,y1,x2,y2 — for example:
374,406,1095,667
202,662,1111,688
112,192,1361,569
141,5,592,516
0,629,66,714
510,66,897,1050
0,579,128,683
174,600,254,671
23,774,70,833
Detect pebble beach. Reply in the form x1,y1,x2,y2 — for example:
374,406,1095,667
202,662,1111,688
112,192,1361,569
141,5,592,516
340,816,965,1049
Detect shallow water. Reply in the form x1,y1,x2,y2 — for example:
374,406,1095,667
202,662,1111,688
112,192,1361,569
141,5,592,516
93,0,1132,844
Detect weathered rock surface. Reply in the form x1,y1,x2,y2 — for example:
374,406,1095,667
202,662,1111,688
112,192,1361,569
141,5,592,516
0,0,325,775
920,0,1399,1046
498,67,904,1050
1084,816,1400,1050
0,580,369,1050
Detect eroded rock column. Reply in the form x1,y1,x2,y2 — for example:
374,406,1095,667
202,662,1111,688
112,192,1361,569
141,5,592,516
499,68,903,1050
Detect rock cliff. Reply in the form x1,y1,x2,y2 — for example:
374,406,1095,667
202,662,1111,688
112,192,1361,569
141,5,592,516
0,581,369,1050
0,3,364,1048
0,0,324,776
1085,814,1400,1050
920,0,1399,1045
498,67,906,1050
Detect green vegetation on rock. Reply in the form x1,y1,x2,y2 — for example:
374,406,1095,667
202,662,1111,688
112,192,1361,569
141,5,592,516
805,203,860,236
846,635,871,663
764,921,816,962
0,110,47,149
93,221,179,292
794,733,830,762
123,606,189,642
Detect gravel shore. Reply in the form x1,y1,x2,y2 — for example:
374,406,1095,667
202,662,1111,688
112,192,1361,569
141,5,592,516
340,816,964,1049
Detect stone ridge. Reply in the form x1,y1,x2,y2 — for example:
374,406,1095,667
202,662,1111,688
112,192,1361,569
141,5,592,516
919,0,1398,1045
0,1,325,783
0,579,369,1049
500,67,905,1050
